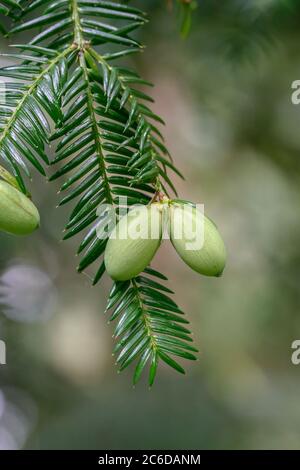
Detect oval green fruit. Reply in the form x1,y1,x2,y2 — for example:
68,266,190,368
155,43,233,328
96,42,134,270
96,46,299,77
0,181,40,236
104,203,164,281
169,202,226,277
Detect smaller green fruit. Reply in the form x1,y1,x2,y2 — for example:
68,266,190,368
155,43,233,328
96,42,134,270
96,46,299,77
0,181,40,236
169,202,226,277
0,165,20,190
104,203,164,281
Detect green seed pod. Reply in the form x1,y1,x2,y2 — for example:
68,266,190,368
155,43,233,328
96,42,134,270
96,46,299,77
0,165,20,190
0,181,40,236
105,203,164,281
169,202,226,277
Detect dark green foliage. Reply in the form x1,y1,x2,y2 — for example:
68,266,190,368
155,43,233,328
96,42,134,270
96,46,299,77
176,0,197,39
0,46,69,192
0,0,23,35
0,0,196,385
107,268,198,386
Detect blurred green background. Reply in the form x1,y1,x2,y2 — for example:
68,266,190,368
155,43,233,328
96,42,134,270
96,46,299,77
1,0,300,450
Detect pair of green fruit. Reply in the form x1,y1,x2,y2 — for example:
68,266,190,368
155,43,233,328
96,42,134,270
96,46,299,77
0,180,226,281
105,200,226,281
